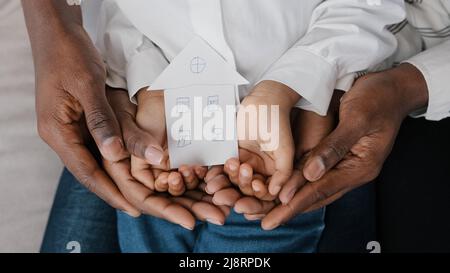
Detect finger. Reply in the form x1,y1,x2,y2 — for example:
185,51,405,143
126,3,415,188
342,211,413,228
244,214,266,221
268,165,294,196
106,87,165,165
122,122,166,166
234,197,275,215
238,163,253,188
130,155,155,190
194,166,208,179
212,188,242,207
173,194,225,225
302,189,348,213
303,123,363,182
183,190,213,203
80,87,128,162
251,179,271,201
238,184,256,197
104,159,196,230
278,169,307,205
251,173,270,200
262,166,358,230
179,165,199,190
205,174,231,194
267,116,295,196
239,148,273,176
198,182,207,193
224,158,240,184
154,172,170,192
168,171,185,196
47,124,140,217
184,191,231,217
205,165,224,182
218,205,231,217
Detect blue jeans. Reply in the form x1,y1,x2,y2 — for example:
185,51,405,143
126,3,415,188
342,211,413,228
40,169,120,253
117,209,324,253
41,168,375,253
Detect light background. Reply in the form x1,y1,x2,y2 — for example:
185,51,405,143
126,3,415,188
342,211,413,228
0,0,62,252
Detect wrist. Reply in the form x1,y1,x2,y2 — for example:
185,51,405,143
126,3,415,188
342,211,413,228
387,63,429,117
23,0,84,62
136,88,164,105
251,80,302,109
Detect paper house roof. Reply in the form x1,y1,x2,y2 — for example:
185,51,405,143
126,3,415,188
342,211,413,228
149,36,249,90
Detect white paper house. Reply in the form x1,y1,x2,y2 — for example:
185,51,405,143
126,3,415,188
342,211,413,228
149,36,249,168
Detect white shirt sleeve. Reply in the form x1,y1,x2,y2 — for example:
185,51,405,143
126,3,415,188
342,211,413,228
95,0,169,103
258,0,405,116
405,39,450,121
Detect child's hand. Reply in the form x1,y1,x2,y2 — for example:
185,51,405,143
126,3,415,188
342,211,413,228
131,88,206,196
235,80,300,196
224,150,276,201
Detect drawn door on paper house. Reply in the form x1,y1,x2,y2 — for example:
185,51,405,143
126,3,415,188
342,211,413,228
149,36,249,168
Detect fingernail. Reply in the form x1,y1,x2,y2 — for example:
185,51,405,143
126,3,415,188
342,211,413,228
102,137,124,160
145,147,164,165
205,186,213,195
252,183,261,193
270,185,281,196
234,207,243,214
122,210,140,218
306,158,325,181
182,170,191,177
206,218,224,226
180,224,194,230
283,188,296,204
262,221,278,231
229,164,238,171
241,168,250,177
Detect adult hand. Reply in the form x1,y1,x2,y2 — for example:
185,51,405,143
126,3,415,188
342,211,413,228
22,1,141,216
104,88,227,229
261,63,429,230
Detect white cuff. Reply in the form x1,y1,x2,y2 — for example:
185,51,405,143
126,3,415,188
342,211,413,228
335,73,356,92
126,48,169,104
405,42,450,121
260,49,337,116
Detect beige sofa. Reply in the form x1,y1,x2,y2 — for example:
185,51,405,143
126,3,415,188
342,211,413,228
0,0,62,252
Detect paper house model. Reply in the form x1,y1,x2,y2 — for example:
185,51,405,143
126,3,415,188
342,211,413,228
149,36,248,168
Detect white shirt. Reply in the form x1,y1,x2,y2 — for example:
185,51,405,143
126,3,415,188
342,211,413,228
392,0,450,121
83,0,405,116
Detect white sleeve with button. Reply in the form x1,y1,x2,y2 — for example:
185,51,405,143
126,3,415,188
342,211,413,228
259,0,405,116
405,39,450,121
95,0,168,103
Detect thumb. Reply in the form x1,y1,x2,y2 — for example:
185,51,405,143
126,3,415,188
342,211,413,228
303,122,363,182
106,88,166,166
268,129,295,196
122,120,167,166
80,86,128,162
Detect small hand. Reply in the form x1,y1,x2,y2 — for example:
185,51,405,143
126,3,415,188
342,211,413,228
105,88,227,228
261,64,429,230
128,88,206,196
237,80,300,196
224,106,337,221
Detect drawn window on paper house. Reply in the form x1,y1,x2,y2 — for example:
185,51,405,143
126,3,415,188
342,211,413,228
148,36,249,168
177,125,192,148
176,97,190,113
207,95,219,112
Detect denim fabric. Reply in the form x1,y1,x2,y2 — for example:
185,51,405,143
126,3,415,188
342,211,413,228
41,168,375,253
318,183,376,253
117,208,325,253
40,169,120,253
